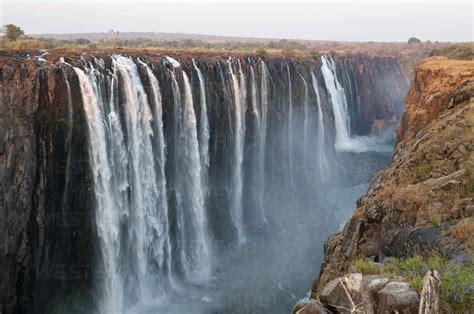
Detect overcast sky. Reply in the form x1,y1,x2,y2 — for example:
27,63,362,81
1,0,472,42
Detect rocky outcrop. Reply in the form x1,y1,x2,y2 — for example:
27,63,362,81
299,273,419,313
313,58,474,309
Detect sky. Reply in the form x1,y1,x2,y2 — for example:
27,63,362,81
1,0,472,42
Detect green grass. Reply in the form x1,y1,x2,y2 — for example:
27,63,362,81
352,255,473,312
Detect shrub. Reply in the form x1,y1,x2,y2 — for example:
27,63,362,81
449,219,474,249
254,48,268,56
442,262,474,312
352,258,381,274
309,50,320,58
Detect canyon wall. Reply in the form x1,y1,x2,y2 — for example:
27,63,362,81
0,51,407,313
315,58,474,308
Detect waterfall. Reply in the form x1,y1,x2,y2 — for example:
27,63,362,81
228,58,246,243
61,52,403,314
181,70,212,281
311,71,329,181
111,55,164,303
193,60,210,180
300,74,309,167
73,63,126,314
60,68,73,222
137,60,172,284
286,63,294,187
320,55,353,151
321,56,391,153
168,60,212,283
259,60,269,223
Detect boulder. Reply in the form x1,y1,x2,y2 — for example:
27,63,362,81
377,281,419,313
319,273,375,313
291,303,306,314
294,301,330,314
440,179,461,190
419,270,441,314
465,204,474,216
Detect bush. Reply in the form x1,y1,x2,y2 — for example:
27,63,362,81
309,50,320,58
254,48,268,56
449,219,474,249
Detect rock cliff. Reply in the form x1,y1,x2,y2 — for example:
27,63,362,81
312,58,474,312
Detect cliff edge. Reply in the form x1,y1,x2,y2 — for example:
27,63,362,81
308,58,474,313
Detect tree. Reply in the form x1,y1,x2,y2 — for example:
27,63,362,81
407,37,421,44
3,24,24,41
254,48,268,56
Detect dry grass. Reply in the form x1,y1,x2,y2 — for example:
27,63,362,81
449,219,474,249
419,57,474,73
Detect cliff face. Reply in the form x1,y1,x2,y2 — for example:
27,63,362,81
316,58,474,294
0,50,408,313
334,55,407,135
0,55,96,313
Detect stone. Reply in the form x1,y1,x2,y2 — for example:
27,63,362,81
295,301,330,314
319,277,349,309
377,281,419,314
447,97,454,108
465,204,474,216
454,94,465,104
440,179,461,190
451,207,461,219
458,144,467,154
320,273,379,313
419,270,441,314
291,303,306,314
461,198,473,206
364,275,389,293
427,202,443,213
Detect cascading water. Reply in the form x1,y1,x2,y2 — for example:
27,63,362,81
300,74,309,168
192,59,210,188
320,56,392,153
320,55,352,151
167,59,212,283
60,68,73,221
73,63,126,314
258,59,270,223
286,63,295,188
228,58,246,244
311,71,329,181
64,53,403,314
137,60,172,285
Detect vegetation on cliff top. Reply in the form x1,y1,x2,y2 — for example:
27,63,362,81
352,255,474,312
1,24,472,76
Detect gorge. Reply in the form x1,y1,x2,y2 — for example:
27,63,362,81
0,51,408,313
